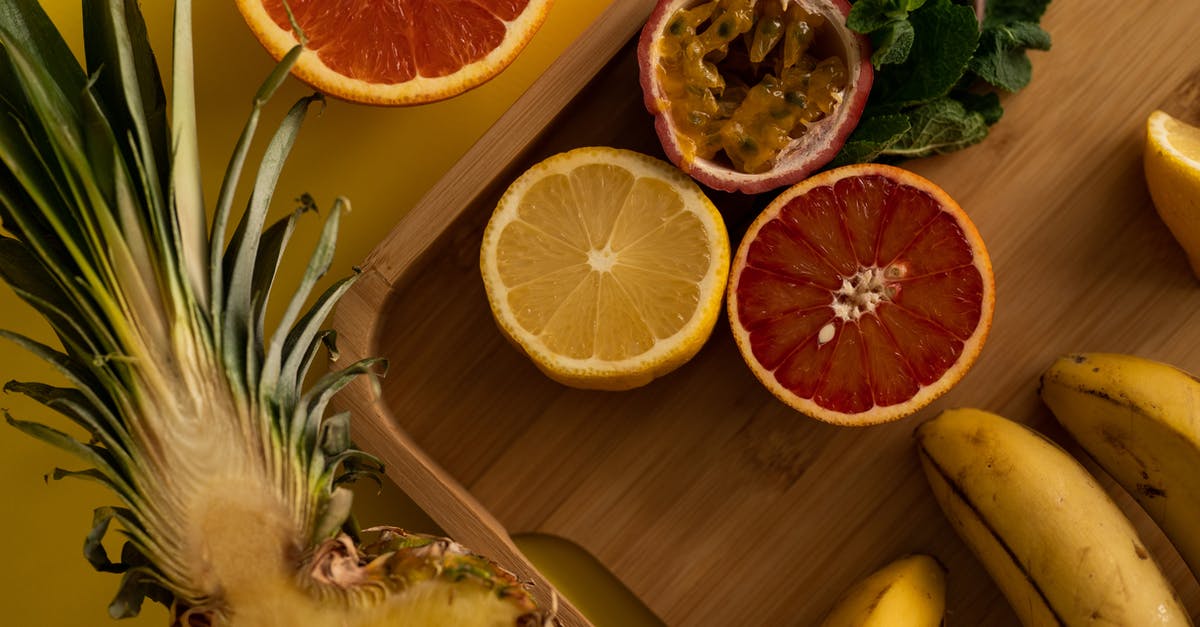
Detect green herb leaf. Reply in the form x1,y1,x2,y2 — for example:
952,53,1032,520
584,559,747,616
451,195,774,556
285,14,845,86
982,0,1052,28
847,0,927,33
956,90,1004,125
870,18,915,67
880,97,990,158
829,114,912,166
969,21,1052,91
870,0,980,107
836,0,1037,167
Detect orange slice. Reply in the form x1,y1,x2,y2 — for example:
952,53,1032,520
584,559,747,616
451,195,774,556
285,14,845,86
728,163,994,425
236,0,554,105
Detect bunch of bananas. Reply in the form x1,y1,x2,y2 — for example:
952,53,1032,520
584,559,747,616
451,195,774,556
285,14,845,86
818,352,1199,626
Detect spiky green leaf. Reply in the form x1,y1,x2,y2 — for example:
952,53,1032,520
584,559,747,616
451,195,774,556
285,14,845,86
278,276,358,410
0,0,85,122
222,94,321,393
294,357,385,452
85,506,132,573
0,330,125,423
5,412,138,501
209,44,305,337
4,380,131,456
261,197,345,401
82,0,169,209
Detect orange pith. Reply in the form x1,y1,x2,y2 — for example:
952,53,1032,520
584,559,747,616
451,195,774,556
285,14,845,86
729,164,994,425
238,0,552,105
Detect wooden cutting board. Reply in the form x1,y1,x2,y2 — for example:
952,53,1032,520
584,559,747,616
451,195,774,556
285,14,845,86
331,0,1200,624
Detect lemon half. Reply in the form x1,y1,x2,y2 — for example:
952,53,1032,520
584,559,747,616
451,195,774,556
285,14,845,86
480,147,730,390
1145,110,1200,278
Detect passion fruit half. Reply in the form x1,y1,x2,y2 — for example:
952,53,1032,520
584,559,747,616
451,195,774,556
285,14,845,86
637,0,873,194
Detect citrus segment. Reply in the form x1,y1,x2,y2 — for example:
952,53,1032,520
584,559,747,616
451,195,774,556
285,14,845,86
1144,110,1200,278
481,147,730,391
237,0,552,105
728,164,994,425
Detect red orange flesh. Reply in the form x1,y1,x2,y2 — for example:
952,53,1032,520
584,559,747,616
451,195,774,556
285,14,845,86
728,164,994,425
238,0,552,105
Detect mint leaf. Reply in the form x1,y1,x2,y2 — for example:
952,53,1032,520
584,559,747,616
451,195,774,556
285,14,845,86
983,0,1052,28
871,0,980,107
847,0,928,33
969,21,1051,91
881,97,989,158
955,90,1004,125
836,0,1052,167
870,19,915,67
830,114,912,166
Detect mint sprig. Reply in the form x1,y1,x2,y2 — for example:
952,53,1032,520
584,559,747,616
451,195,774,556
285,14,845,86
835,0,1052,164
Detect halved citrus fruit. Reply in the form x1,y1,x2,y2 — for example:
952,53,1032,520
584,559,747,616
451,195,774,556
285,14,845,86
236,0,553,105
480,147,730,391
728,163,994,425
637,0,872,194
1145,109,1200,278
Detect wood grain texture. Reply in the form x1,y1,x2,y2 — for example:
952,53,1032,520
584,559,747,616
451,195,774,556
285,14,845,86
334,1,1200,625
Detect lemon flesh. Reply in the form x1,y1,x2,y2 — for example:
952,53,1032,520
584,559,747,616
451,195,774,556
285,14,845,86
1145,109,1200,278
481,147,729,390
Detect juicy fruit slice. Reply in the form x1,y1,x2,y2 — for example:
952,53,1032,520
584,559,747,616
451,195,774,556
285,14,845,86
481,147,730,391
638,0,872,194
1145,109,1200,278
236,0,553,105
654,2,849,174
727,164,994,425
304,528,547,627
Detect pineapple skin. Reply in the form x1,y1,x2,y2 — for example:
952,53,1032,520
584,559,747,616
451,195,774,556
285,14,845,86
171,528,548,627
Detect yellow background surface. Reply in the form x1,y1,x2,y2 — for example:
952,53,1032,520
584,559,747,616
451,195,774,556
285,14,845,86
1,1,614,624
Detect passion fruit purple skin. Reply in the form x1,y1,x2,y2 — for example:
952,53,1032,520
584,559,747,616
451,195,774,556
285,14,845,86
637,0,874,195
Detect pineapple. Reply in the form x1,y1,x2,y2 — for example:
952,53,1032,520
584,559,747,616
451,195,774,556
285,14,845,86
0,1,551,625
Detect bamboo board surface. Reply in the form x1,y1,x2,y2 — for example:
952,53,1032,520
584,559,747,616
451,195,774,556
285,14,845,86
331,1,1200,624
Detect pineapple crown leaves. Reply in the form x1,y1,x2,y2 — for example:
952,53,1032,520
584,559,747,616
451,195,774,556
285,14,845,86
0,0,385,617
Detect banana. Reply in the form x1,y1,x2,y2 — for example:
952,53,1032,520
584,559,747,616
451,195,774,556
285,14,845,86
915,408,1191,626
818,554,946,627
1040,352,1200,579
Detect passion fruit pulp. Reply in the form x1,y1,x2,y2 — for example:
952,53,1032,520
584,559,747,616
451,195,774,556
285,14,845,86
638,0,872,194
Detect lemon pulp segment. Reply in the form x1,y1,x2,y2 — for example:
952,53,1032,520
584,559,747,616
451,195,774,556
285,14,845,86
497,167,709,360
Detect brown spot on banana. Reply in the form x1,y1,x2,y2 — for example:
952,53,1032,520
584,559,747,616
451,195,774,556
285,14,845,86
1135,483,1167,498
1133,543,1149,560
864,583,892,613
1099,426,1152,474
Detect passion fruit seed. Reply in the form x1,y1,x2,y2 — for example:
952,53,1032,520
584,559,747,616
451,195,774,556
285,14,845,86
657,0,848,175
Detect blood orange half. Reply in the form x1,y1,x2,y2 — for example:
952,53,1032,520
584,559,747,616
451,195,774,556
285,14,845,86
728,164,994,425
237,0,553,105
